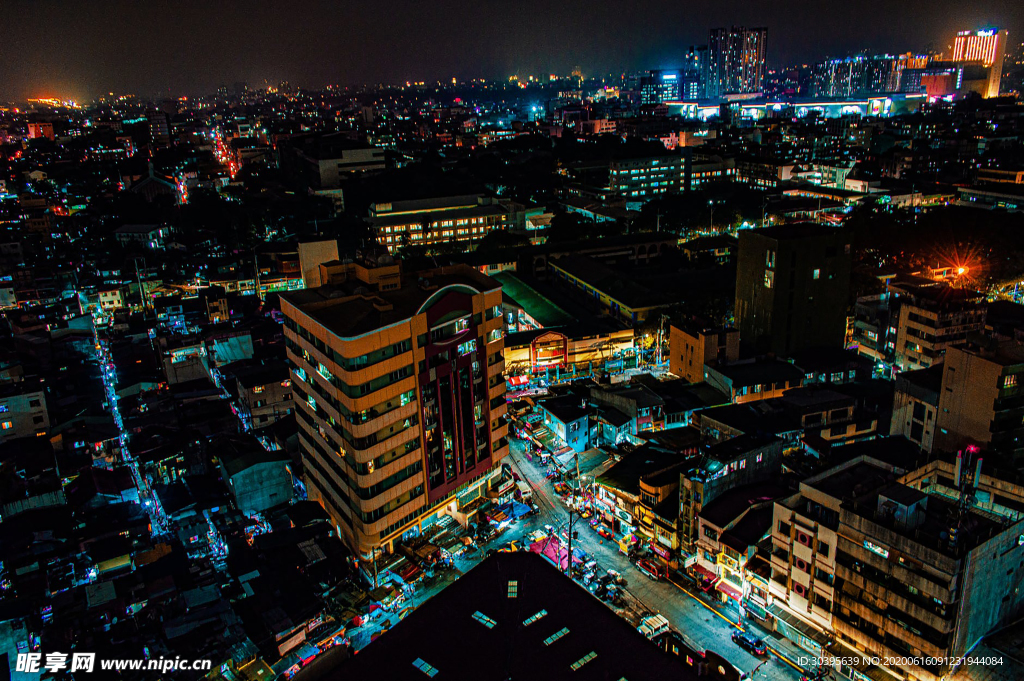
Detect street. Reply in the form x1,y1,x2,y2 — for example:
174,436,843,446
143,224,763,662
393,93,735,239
485,436,803,681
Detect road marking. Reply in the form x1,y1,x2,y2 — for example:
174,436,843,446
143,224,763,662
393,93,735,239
667,576,741,629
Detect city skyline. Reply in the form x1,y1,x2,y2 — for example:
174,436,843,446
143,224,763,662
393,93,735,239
1,0,1021,101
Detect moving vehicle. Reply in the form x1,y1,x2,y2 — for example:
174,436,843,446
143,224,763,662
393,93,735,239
637,614,670,639
595,526,614,540
731,631,768,656
635,558,662,581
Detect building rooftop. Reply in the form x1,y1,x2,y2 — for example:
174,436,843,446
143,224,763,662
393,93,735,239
538,395,590,424
491,271,575,327
370,203,506,228
598,442,692,497
895,364,943,395
700,482,788,529
744,222,845,242
711,358,806,388
722,506,775,552
953,338,1024,367
806,457,1005,558
335,551,703,681
280,265,498,338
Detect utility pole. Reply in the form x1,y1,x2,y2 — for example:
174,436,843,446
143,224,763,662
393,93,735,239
134,258,146,310
564,509,579,578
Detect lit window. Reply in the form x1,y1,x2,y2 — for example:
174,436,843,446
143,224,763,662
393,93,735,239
544,627,569,645
412,659,439,678
570,652,597,671
1004,375,1017,389
252,386,264,393
507,580,518,598
471,611,497,629
0,421,11,430
764,270,774,289
524,610,548,626
813,269,820,280
863,540,889,559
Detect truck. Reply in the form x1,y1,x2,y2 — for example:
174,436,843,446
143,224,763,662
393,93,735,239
637,614,670,640
516,481,533,502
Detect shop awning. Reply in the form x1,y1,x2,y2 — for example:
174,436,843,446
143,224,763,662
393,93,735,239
692,564,718,583
510,502,531,518
716,580,743,602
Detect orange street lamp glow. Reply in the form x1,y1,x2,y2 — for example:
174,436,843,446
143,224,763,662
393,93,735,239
957,267,967,276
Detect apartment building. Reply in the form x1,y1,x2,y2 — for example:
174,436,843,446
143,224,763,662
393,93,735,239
233,362,294,430
0,382,49,444
369,195,512,253
770,455,1024,681
935,339,1024,460
608,155,682,199
280,262,508,556
735,224,852,356
669,322,740,384
890,365,941,453
679,433,783,555
888,280,987,371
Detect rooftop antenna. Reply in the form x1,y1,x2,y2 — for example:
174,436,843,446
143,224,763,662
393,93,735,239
949,445,980,553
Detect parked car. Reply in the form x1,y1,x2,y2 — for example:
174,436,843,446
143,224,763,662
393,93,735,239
731,631,768,656
596,527,614,540
635,558,662,581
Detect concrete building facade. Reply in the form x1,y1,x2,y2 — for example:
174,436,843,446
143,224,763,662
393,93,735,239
281,263,508,556
735,224,851,355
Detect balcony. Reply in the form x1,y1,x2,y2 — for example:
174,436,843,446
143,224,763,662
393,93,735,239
349,423,422,465
342,400,419,440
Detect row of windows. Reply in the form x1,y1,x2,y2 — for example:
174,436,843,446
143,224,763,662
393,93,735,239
300,430,426,522
284,318,412,372
295,389,420,474
289,337,414,399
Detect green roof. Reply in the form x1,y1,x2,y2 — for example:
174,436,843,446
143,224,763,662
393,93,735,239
491,271,575,327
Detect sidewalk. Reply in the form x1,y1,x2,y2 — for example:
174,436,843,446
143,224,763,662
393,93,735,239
666,571,810,675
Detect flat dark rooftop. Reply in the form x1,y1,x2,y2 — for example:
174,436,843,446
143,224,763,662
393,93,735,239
712,359,805,387
335,551,703,681
699,482,789,528
538,396,589,424
706,432,781,462
281,265,498,338
597,443,692,497
745,222,845,241
806,460,893,501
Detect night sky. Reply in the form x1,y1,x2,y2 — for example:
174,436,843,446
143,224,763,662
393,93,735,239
2,0,1022,101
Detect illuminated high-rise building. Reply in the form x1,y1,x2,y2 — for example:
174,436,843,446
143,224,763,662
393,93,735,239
281,260,509,556
951,28,1007,97
707,26,768,98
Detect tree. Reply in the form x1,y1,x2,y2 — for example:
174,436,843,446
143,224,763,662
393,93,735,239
476,229,530,252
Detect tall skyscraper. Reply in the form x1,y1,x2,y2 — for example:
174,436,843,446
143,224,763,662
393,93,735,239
951,28,1007,97
281,260,509,556
707,26,768,98
682,44,708,99
735,224,851,355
